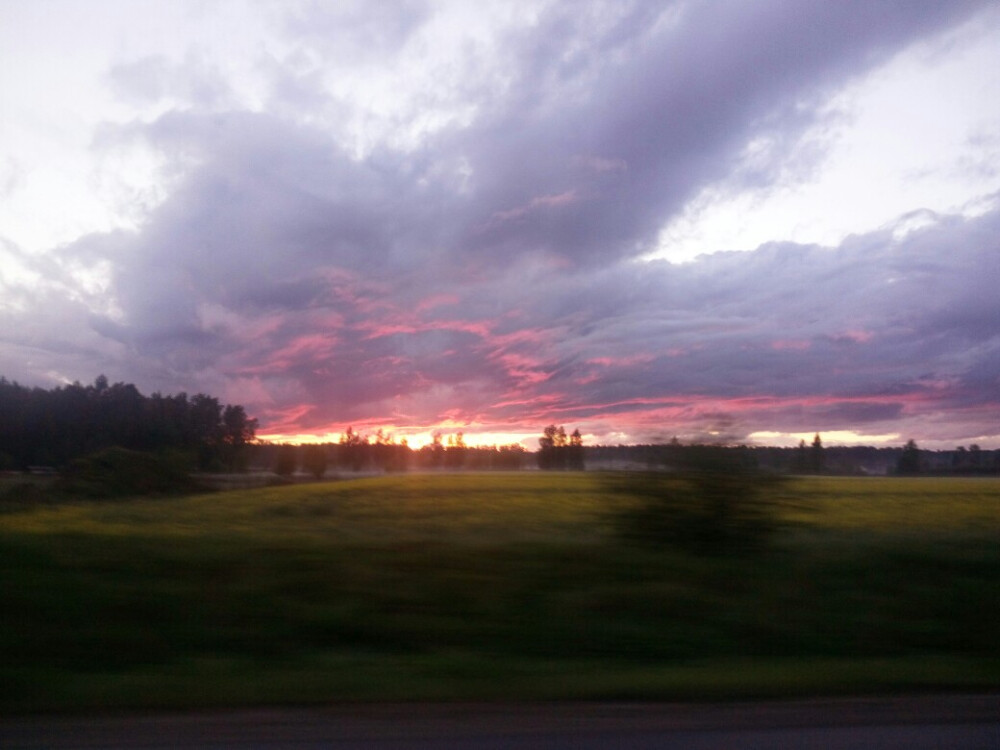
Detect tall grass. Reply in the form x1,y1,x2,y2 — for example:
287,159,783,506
1,473,998,710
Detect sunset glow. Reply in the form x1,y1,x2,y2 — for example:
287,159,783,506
258,428,542,451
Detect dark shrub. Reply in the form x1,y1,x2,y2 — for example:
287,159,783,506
301,444,328,479
274,444,298,477
606,447,784,555
56,447,203,498
0,480,51,509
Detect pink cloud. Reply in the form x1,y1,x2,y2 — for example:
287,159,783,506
360,318,492,340
770,339,811,351
489,328,553,347
586,354,656,367
236,332,340,376
485,190,581,227
494,352,552,386
257,403,315,435
490,393,566,411
415,293,460,312
572,154,628,173
831,330,875,344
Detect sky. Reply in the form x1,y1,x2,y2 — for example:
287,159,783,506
1,0,999,450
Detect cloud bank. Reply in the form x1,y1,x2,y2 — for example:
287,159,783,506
1,0,998,448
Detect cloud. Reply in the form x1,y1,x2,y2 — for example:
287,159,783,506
3,0,998,448
42,195,998,443
108,53,232,108
282,0,431,63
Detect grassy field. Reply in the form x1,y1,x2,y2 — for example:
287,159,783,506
1,473,999,712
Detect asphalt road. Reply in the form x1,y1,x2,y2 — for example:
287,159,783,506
3,694,998,749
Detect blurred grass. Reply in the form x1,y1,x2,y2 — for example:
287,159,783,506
1,473,610,543
776,476,1000,531
1,473,998,711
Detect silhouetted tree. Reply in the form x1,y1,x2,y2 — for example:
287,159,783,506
537,425,582,470
301,444,328,479
608,446,781,555
387,437,410,473
969,443,983,469
896,439,921,475
445,432,467,469
496,443,526,470
953,445,968,469
568,428,585,470
810,433,825,474
338,427,368,471
792,439,808,473
537,424,557,469
274,444,297,477
190,394,223,470
220,405,257,471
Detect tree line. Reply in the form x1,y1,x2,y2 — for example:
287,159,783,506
257,430,529,477
258,424,589,477
583,438,999,476
3,375,994,479
536,424,585,470
0,376,257,472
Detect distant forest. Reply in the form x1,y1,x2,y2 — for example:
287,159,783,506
1,376,997,477
584,439,999,477
261,434,999,477
0,376,257,472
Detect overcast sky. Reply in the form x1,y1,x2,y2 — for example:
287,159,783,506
2,0,999,448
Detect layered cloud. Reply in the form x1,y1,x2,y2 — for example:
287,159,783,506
1,0,998,447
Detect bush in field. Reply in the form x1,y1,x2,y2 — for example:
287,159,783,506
301,444,328,479
56,447,202,498
896,439,922,475
274,444,298,477
606,447,784,555
0,479,50,508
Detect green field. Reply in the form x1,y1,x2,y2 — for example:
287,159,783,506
2,473,999,712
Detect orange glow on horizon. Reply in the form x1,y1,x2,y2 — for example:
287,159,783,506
257,427,543,449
